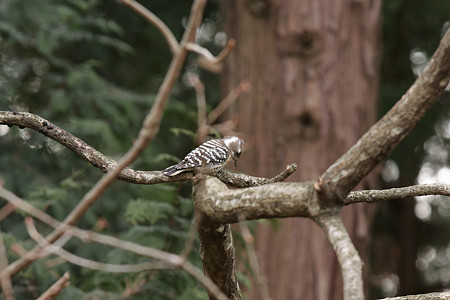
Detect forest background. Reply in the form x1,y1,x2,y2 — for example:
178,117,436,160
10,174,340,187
0,0,450,299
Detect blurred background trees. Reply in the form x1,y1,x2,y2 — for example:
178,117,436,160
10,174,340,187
0,0,449,299
221,1,380,299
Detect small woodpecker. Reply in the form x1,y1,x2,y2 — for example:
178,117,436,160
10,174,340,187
162,136,244,176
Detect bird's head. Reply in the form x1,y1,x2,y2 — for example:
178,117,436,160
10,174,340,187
223,136,244,167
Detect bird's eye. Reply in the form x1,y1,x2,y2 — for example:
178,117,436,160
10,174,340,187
235,151,242,158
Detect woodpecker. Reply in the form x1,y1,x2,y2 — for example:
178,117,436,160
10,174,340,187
162,136,244,176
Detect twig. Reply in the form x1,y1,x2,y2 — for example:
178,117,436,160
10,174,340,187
179,217,198,260
189,75,250,143
217,163,297,188
0,203,16,222
188,74,208,144
345,183,450,205
6,0,208,277
237,215,271,300
120,0,180,55
0,188,229,300
36,272,70,300
207,80,251,125
313,213,363,300
185,39,235,65
0,231,15,300
0,187,175,263
25,217,170,273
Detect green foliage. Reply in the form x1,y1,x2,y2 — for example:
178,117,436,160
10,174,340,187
0,0,211,298
126,199,176,226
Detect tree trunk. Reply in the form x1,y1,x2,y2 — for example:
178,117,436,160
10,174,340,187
222,0,381,299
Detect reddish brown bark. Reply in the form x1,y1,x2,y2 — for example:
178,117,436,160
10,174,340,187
222,0,381,299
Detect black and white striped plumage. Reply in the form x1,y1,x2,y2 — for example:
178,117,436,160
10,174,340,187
163,136,244,176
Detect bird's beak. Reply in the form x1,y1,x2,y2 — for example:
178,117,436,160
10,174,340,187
233,157,238,167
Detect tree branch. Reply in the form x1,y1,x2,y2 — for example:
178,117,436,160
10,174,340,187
188,39,236,73
207,79,251,125
36,272,70,300
345,183,450,205
217,163,298,188
380,292,450,300
193,177,316,224
0,111,296,187
120,0,180,55
25,217,171,273
0,111,195,184
313,213,363,300
185,40,235,65
0,231,15,300
0,187,229,300
320,28,450,200
194,210,240,299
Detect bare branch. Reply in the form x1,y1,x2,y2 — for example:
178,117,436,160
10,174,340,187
120,0,180,55
0,187,229,300
313,213,363,300
237,215,271,300
217,163,298,188
25,217,169,273
345,183,450,205
0,187,177,264
186,39,235,65
0,203,15,222
36,272,70,300
0,111,196,184
189,74,208,144
0,111,293,188
380,292,450,300
320,28,450,200
187,40,235,73
179,217,198,260
0,231,15,300
207,80,251,125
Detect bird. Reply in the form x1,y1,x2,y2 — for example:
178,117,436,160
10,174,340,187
162,136,244,176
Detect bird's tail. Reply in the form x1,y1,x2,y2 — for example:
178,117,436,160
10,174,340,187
162,165,182,176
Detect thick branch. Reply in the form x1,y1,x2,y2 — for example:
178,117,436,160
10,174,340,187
320,29,450,199
345,183,450,205
195,212,240,300
193,177,318,224
313,213,363,300
380,292,450,300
